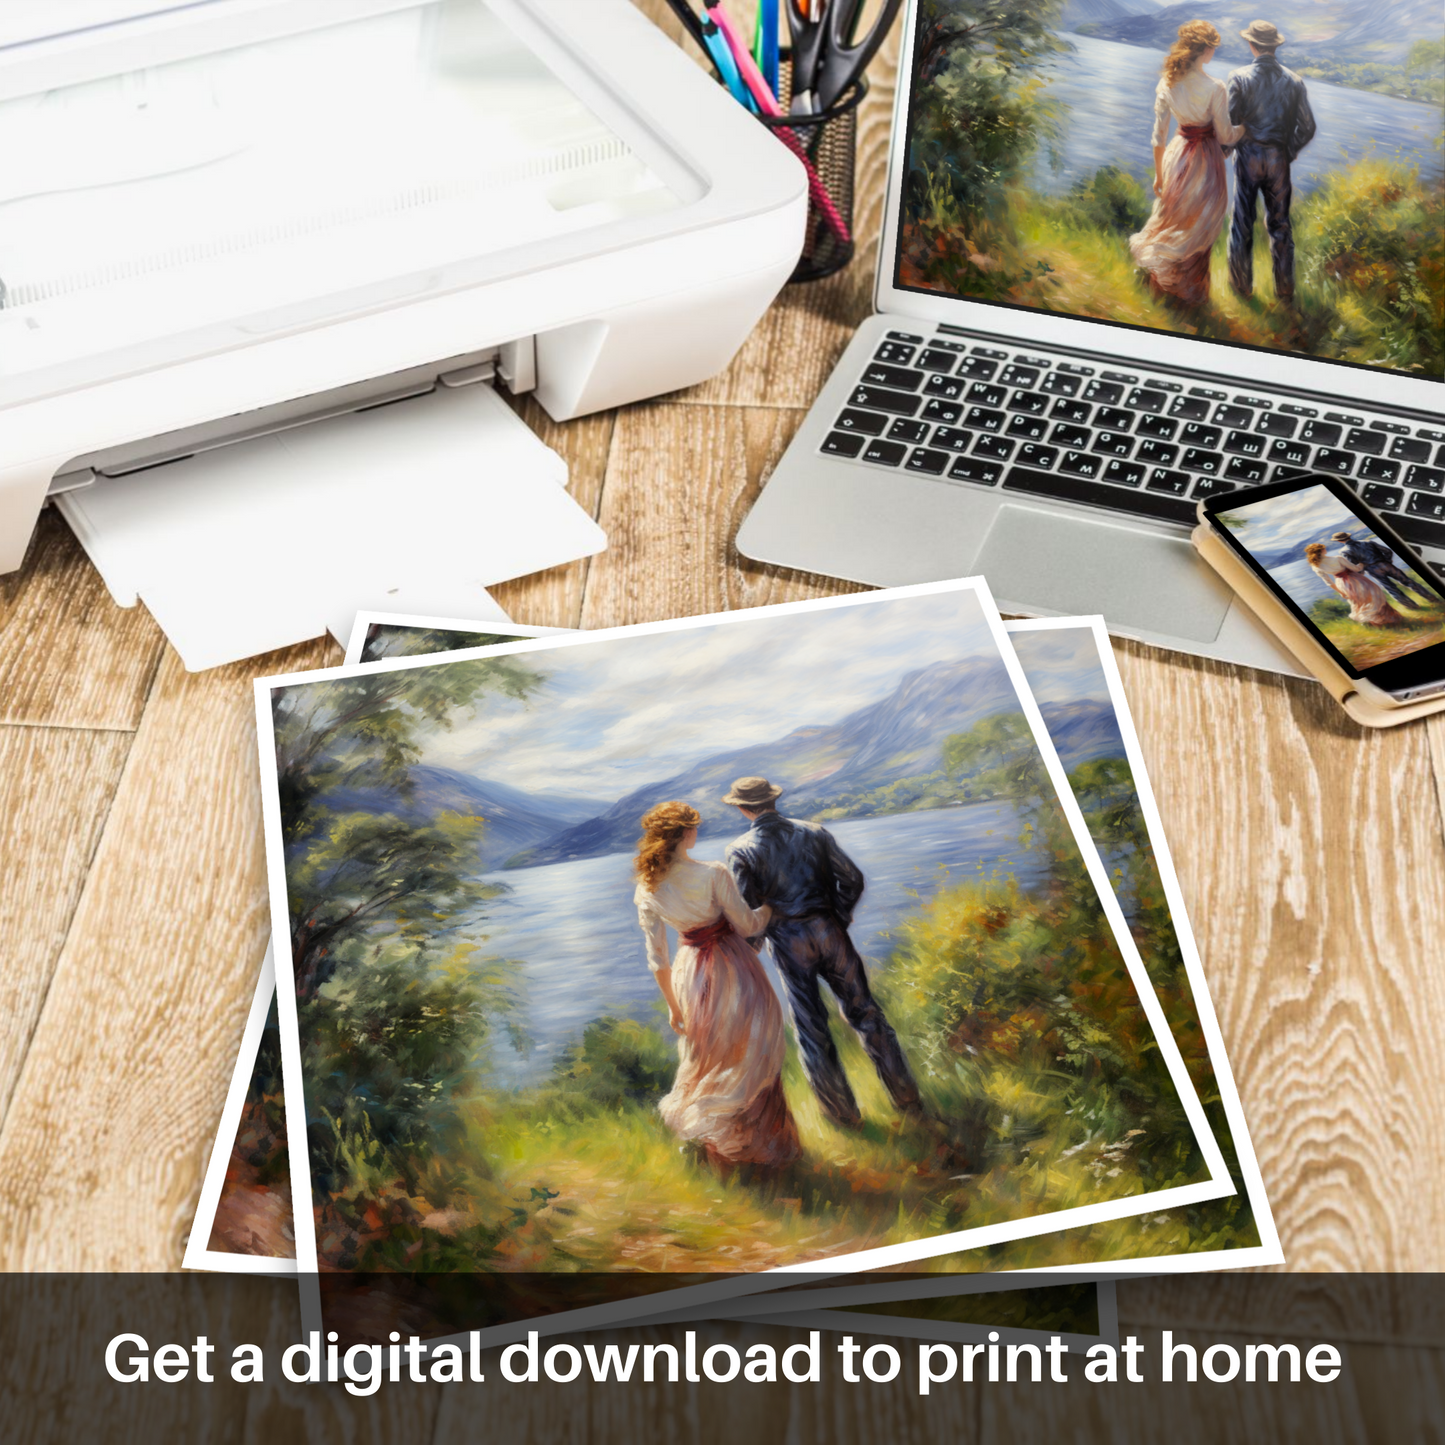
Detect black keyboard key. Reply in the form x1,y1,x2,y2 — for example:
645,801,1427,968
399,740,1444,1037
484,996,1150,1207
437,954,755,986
862,363,925,390
1344,427,1385,456
874,342,917,365
915,347,959,373
1280,404,1318,417
1395,513,1445,551
1083,380,1124,405
1145,468,1190,494
965,406,1006,432
973,435,1015,461
887,418,932,444
949,457,1003,485
1125,388,1167,413
1182,448,1223,475
1438,445,1445,467
1224,456,1268,483
906,447,951,476
967,382,1008,407
1371,419,1410,435
971,346,1009,359
1223,430,1267,458
957,356,999,380
1003,465,1197,524
1006,414,1048,441
1136,414,1179,440
1234,395,1272,409
1362,483,1403,511
931,427,974,453
1008,390,1050,416
1041,372,1081,397
1192,476,1236,499
998,364,1040,389
1136,440,1179,467
1421,428,1445,442
851,384,921,417
1407,491,1445,522
1095,406,1134,432
1300,420,1341,446
1101,370,1137,384
1169,396,1212,421
861,438,908,466
886,330,924,343
1104,459,1146,487
1314,447,1355,476
922,397,963,425
1359,457,1400,483
1256,413,1298,438
1390,436,1432,464
923,373,967,400
1092,432,1134,458
1017,444,1059,470
1190,386,1228,400
931,339,969,352
1180,423,1222,449
1268,437,1311,467
835,408,889,436
1050,423,1091,450
1050,398,1092,425
821,431,865,458
1406,465,1445,493
1214,404,1254,429
1060,451,1103,478
1325,411,1364,426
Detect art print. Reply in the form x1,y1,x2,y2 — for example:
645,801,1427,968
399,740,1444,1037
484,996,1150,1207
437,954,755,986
258,581,1228,1343
898,0,1442,372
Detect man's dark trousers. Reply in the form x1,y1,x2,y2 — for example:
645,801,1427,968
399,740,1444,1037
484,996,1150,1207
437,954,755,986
1229,142,1295,300
766,913,922,1128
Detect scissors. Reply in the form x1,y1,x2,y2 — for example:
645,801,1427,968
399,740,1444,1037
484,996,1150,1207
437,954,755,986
786,0,903,113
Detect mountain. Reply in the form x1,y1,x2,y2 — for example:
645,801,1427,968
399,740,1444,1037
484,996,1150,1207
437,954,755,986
1061,0,1156,32
1039,699,1128,772
509,656,1023,868
324,766,608,870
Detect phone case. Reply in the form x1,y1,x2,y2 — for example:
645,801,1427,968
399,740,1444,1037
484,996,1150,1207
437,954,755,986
1192,521,1445,729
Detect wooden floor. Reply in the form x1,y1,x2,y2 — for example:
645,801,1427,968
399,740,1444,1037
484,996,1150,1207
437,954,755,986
1,5,1442,1440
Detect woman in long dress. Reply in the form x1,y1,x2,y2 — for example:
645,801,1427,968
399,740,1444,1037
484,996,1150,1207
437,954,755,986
633,801,801,1171
1128,21,1245,307
1304,542,1407,626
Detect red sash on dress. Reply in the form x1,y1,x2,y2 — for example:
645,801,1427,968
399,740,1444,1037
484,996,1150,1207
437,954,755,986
1178,123,1215,143
681,917,734,955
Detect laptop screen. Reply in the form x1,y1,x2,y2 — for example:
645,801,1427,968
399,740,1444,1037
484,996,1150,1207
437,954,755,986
893,3,1443,381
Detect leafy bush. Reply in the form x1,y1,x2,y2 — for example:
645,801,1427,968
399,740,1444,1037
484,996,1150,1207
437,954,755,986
1052,165,1151,238
544,1014,678,1114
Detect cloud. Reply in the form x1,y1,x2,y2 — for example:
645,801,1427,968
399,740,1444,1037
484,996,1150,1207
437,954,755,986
1008,627,1112,706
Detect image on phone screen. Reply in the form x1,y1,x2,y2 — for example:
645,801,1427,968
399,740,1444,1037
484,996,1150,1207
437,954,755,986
1213,482,1445,674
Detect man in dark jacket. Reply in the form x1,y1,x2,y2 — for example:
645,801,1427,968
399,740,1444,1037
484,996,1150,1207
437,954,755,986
1226,20,1316,302
1332,530,1430,607
723,776,924,1129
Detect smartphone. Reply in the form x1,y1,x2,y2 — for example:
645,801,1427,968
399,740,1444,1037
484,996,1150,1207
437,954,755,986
1200,473,1445,706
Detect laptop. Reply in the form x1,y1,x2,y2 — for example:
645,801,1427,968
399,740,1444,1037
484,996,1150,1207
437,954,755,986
737,3,1444,674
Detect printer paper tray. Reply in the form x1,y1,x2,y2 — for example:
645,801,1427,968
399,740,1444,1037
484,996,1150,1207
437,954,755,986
56,384,604,670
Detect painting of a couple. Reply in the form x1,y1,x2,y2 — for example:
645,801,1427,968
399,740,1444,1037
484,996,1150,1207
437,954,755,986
635,777,920,1174
1130,18,1314,307
1304,531,1433,628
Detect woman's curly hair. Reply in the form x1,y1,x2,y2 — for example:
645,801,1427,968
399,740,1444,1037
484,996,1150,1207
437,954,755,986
634,801,702,892
1163,20,1222,84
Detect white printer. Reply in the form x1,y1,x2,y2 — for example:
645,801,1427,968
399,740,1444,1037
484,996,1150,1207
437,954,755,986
0,0,806,665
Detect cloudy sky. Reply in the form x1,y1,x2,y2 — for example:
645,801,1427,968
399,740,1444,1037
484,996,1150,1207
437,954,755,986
394,589,1099,800
1007,625,1112,710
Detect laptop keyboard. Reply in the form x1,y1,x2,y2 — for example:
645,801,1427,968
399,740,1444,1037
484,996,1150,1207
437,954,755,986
821,330,1445,562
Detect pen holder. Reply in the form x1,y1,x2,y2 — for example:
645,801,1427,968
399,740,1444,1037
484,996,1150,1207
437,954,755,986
759,69,867,284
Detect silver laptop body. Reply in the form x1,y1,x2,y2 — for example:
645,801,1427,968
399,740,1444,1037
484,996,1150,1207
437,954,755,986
738,3,1444,675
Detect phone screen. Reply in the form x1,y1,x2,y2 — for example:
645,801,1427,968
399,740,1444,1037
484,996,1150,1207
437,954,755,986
1206,476,1445,691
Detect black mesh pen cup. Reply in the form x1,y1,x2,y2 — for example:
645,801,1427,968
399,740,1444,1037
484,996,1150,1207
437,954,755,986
758,63,867,284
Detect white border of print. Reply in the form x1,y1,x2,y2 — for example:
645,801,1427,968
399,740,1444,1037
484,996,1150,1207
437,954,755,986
182,943,294,1278
668,617,1284,1318
342,612,567,667
255,578,1233,1346
744,1278,1119,1352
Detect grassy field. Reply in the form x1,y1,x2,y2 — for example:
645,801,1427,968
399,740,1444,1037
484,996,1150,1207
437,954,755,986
900,158,1444,374
1308,589,1445,669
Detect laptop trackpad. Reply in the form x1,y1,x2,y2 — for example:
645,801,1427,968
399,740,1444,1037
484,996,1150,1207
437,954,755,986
975,505,1233,643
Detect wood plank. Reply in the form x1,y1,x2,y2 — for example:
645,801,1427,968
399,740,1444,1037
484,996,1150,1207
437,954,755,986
490,398,614,630
0,509,165,730
579,404,867,630
0,639,333,1270
0,726,134,1125
1108,638,1445,1271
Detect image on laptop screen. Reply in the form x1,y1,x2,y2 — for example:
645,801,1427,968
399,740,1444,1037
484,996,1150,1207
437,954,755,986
895,0,1443,378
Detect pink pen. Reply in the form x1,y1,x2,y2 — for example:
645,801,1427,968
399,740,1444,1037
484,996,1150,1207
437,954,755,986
706,2,853,248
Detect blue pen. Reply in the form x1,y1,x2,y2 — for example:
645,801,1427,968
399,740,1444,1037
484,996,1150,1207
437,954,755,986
700,14,755,111
757,0,779,98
